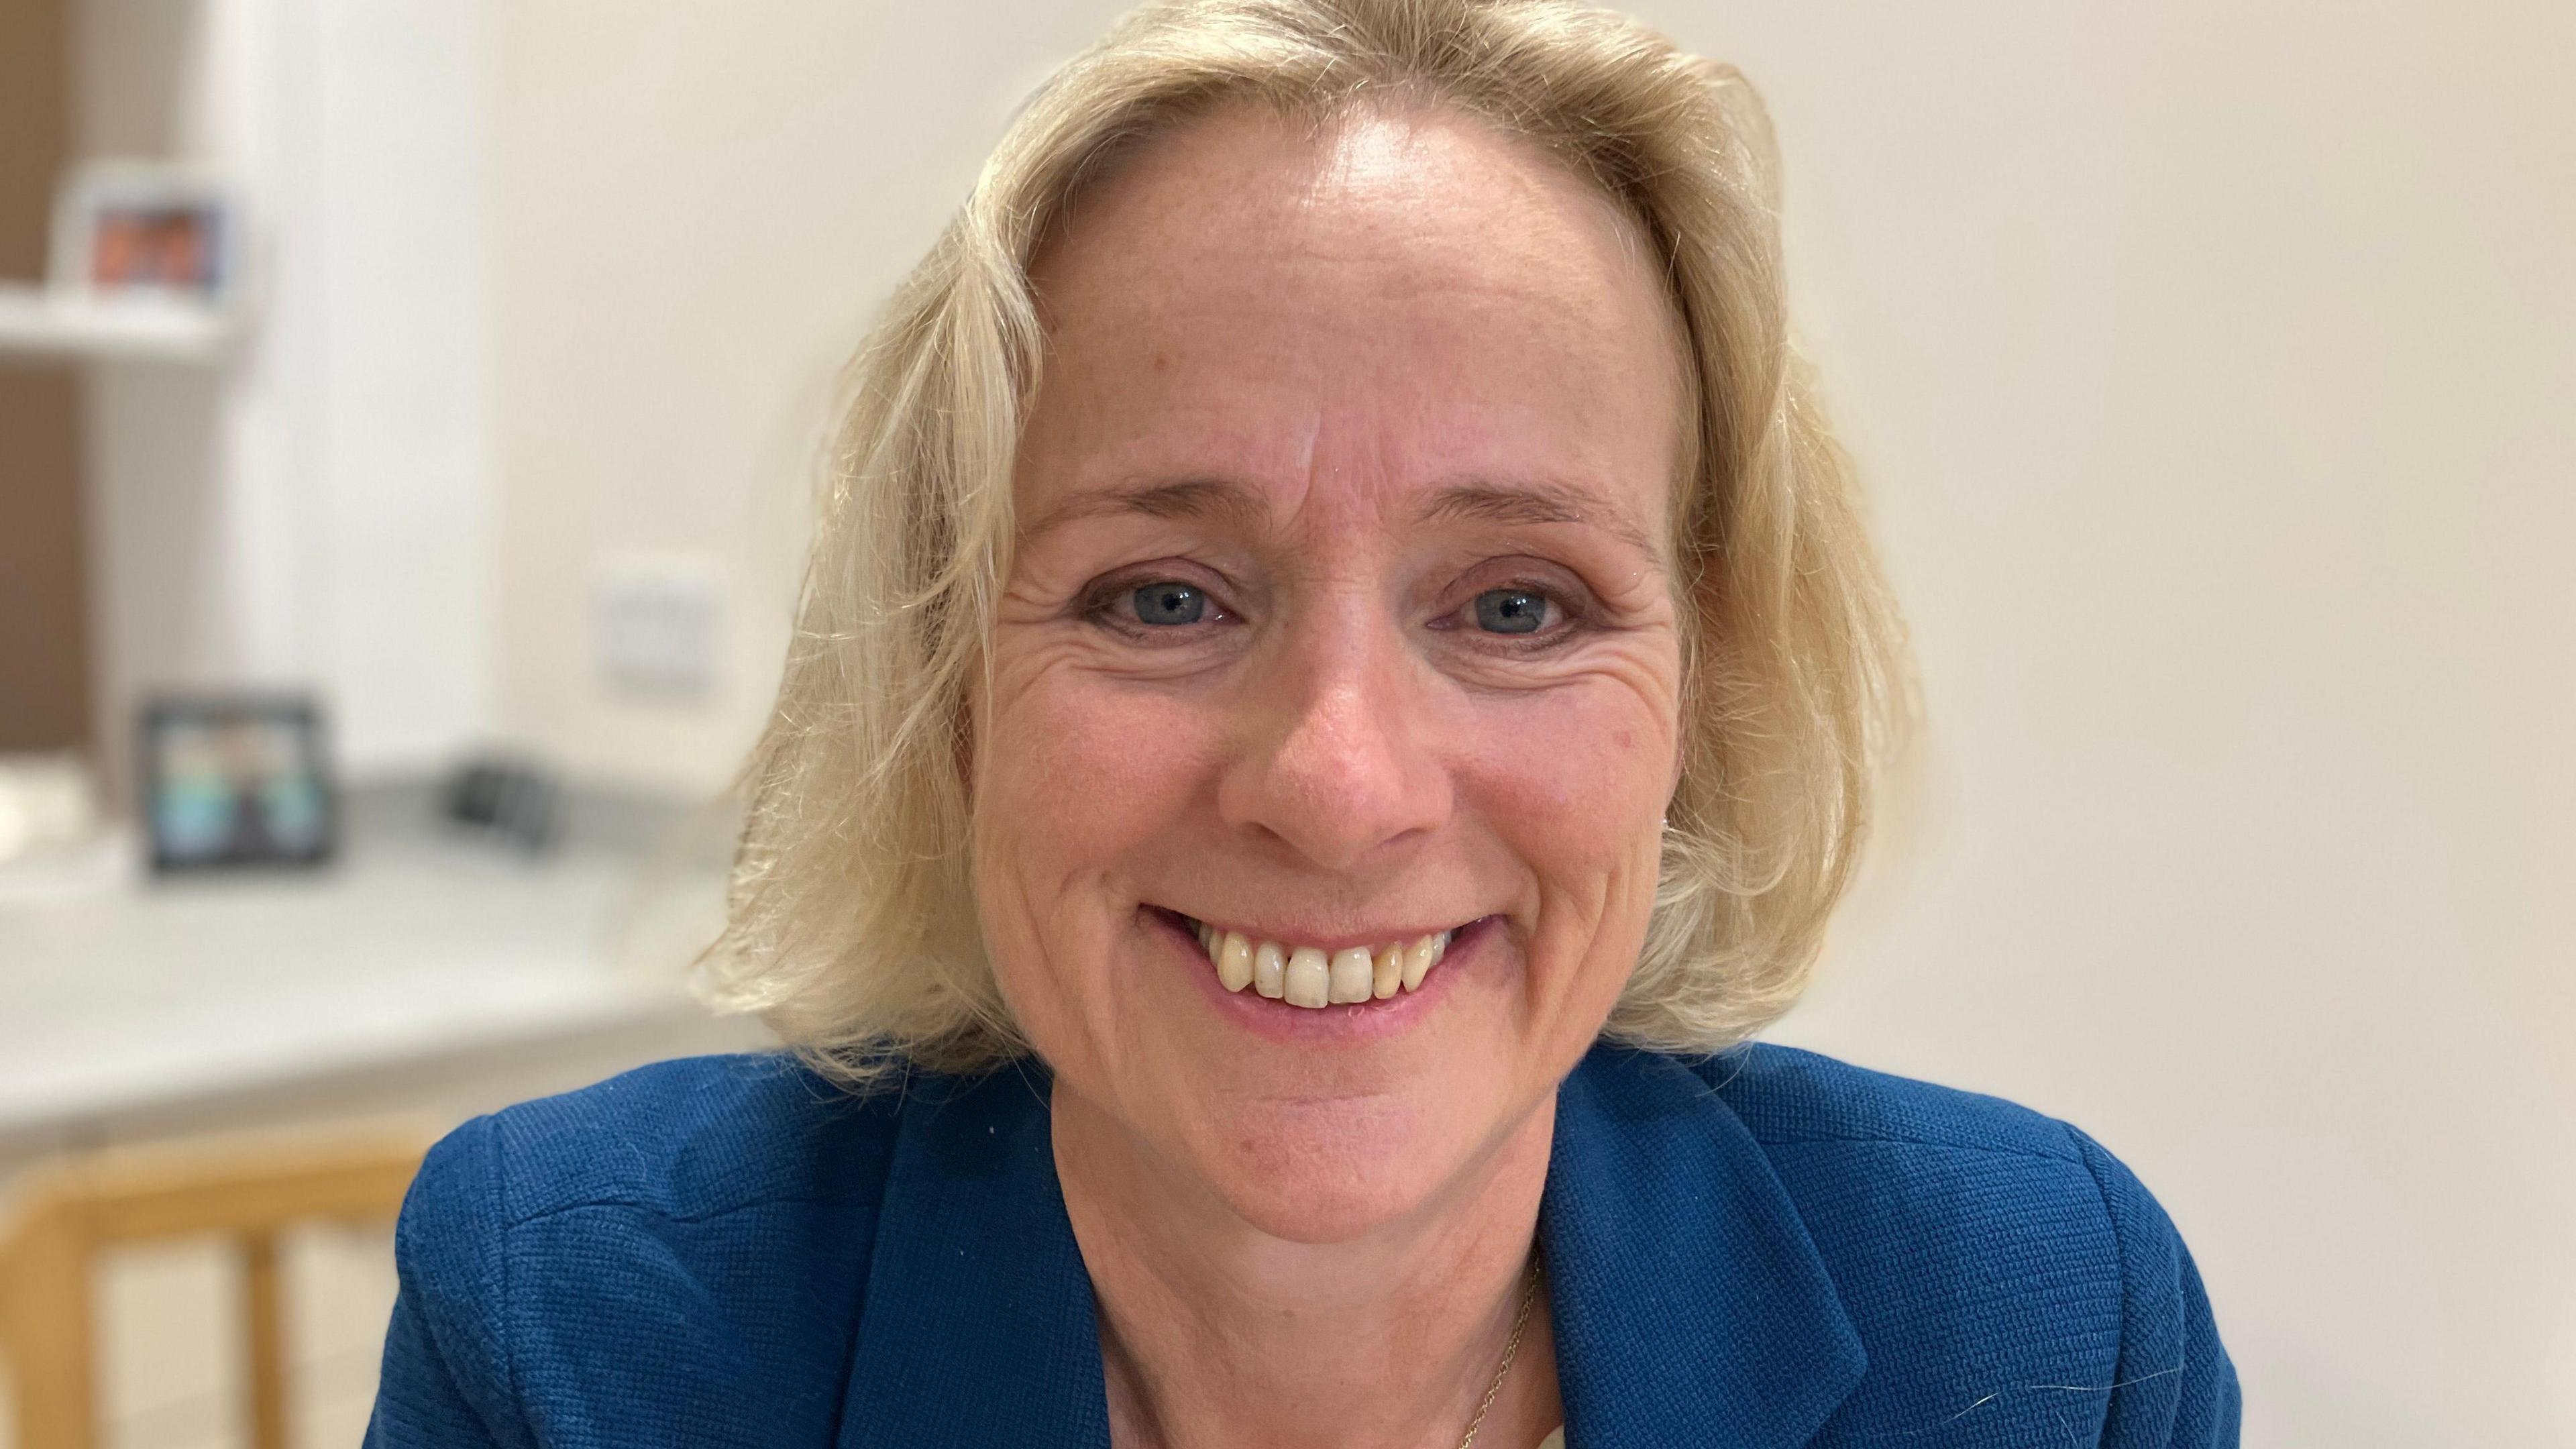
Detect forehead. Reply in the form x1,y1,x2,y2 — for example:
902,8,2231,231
1018,103,1687,549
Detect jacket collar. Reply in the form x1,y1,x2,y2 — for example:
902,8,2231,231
1539,1046,1867,1445
839,1061,1112,1449
839,1045,1864,1448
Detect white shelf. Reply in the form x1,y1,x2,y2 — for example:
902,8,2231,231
0,282,235,363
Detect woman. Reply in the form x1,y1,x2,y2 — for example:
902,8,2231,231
370,2,2236,1445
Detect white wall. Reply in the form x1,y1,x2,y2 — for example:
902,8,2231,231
72,0,492,782
479,3,2576,1443
297,0,492,771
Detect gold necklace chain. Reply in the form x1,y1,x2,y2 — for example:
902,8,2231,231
1454,1254,1543,1449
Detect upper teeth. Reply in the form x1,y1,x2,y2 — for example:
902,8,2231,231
1191,920,1450,1008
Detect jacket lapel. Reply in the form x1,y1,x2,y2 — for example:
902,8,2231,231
1542,1045,1868,1446
837,1063,1111,1449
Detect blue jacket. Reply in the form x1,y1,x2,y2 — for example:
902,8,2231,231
366,1042,2238,1446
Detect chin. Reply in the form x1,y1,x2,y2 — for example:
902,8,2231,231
1180,1079,1505,1242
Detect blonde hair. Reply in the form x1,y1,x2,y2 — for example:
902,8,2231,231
701,0,1910,1083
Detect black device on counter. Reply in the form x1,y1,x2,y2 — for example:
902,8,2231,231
441,757,562,854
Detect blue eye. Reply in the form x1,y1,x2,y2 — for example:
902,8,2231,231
1473,587,1552,635
1131,582,1207,626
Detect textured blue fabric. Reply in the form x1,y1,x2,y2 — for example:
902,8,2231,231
366,1042,2238,1447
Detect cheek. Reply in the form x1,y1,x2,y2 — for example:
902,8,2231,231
991,685,1177,833
1451,666,1677,854
1446,659,1676,1020
975,644,1221,935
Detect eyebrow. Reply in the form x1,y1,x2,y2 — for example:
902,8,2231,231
1020,478,1269,543
1020,474,1663,561
1417,480,1663,563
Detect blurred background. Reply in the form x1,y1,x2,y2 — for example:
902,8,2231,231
0,1,2567,1444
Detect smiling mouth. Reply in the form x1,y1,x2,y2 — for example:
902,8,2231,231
1173,914,1455,1009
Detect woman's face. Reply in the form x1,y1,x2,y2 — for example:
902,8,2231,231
976,105,1687,1238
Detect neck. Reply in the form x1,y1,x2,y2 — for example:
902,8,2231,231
1051,1083,1562,1449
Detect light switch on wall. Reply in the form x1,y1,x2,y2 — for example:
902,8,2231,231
592,557,720,701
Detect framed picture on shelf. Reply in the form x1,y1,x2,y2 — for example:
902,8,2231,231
51,162,241,306
138,694,335,872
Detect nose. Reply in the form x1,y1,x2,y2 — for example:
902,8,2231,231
1216,600,1452,871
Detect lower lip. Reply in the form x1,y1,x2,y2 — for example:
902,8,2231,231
1149,910,1501,1046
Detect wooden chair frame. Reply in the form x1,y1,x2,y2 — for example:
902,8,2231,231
0,1133,424,1449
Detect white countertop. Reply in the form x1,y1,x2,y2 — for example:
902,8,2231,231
0,798,736,1149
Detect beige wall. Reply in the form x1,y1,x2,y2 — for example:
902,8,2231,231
481,3,2576,1443
1656,6,2576,1443
484,3,1128,795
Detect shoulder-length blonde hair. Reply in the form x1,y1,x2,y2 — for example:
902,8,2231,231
701,0,1909,1084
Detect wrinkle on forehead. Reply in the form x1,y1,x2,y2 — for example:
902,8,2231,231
1020,473,1666,578
1018,99,1690,561
1036,99,1672,347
